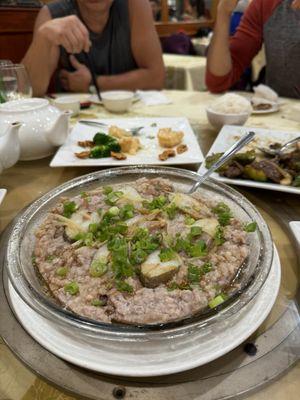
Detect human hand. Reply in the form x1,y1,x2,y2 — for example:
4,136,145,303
59,55,92,92
38,15,91,54
291,0,300,9
218,0,240,16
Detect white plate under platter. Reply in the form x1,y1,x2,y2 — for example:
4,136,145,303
8,247,280,377
50,117,204,168
199,125,300,195
0,189,7,205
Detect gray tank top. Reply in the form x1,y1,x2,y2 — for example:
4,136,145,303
47,0,137,77
264,0,300,98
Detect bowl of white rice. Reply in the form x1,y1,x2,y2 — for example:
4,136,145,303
206,93,252,130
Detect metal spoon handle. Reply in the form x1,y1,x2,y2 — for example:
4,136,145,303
79,120,107,128
189,131,255,194
280,136,300,152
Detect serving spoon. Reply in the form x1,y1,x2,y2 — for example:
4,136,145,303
79,120,144,136
257,136,300,156
188,131,255,194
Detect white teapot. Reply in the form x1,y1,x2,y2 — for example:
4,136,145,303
0,98,71,160
0,122,21,174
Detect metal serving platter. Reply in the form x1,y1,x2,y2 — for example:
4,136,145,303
0,194,299,400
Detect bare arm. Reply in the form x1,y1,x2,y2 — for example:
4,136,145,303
207,0,239,77
206,0,267,93
98,0,165,91
22,7,59,97
22,8,91,96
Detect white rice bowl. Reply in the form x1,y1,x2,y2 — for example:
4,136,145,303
210,93,253,115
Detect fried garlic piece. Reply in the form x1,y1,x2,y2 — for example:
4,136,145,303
77,140,94,148
176,144,188,154
111,151,127,160
157,128,184,148
159,149,176,161
75,150,91,159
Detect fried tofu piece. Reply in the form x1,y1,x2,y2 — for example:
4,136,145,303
119,137,141,155
111,151,127,160
157,128,184,148
75,150,91,159
159,149,176,161
177,144,188,154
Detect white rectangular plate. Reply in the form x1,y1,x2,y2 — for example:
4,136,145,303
50,117,203,167
0,189,7,205
199,125,300,195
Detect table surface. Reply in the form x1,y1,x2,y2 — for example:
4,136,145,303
163,53,207,68
0,90,299,400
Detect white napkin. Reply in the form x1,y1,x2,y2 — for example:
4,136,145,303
253,84,279,103
136,91,172,106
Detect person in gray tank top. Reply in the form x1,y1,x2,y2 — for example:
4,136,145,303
22,0,164,96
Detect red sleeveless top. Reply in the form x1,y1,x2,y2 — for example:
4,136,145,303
206,0,282,93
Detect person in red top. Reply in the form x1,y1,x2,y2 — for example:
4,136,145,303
206,0,300,98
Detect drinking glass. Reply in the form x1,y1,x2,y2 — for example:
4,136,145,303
0,64,32,102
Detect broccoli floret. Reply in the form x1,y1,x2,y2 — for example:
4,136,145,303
89,145,111,158
93,132,114,146
109,142,121,153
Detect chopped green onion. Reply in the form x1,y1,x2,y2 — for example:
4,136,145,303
202,262,213,273
185,216,195,225
103,186,113,195
188,240,207,257
55,267,68,277
105,191,123,205
46,255,55,262
64,281,79,296
91,299,106,307
89,259,108,278
31,255,37,266
108,206,120,216
244,222,257,232
214,226,225,246
212,202,232,227
143,195,168,210
115,280,134,294
164,203,178,220
208,294,227,309
159,247,176,262
189,226,203,237
119,204,135,220
88,223,99,234
187,264,202,283
63,201,77,218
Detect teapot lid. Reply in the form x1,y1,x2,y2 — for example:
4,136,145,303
0,98,49,113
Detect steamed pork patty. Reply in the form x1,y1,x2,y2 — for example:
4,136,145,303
33,178,255,325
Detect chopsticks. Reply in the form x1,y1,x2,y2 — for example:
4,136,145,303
83,52,102,102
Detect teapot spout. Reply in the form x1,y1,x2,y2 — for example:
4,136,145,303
0,121,21,170
45,110,72,147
